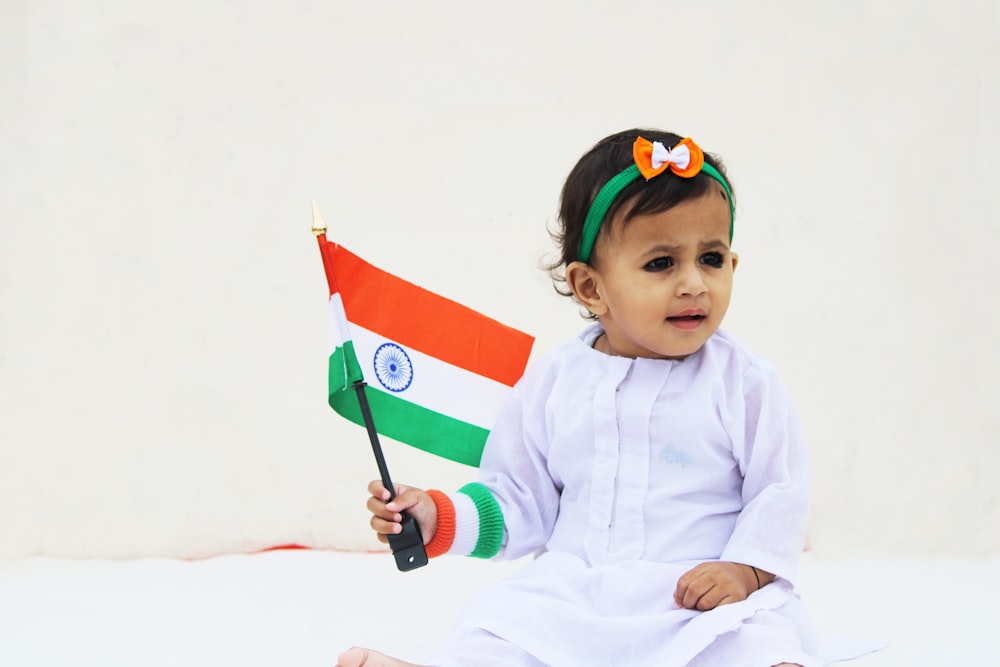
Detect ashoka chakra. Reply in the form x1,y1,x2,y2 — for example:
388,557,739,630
373,343,413,392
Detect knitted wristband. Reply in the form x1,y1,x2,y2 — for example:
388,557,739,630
424,489,455,558
458,482,504,559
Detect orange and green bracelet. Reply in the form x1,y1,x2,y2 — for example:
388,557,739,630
425,482,504,559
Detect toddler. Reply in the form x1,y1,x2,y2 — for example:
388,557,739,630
338,129,871,667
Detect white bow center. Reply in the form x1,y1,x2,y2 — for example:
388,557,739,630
650,141,691,171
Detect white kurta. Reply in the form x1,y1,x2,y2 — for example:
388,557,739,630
430,325,868,667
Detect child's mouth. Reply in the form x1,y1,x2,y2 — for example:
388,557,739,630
667,312,706,330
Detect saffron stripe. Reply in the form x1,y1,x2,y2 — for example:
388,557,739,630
321,239,533,387
328,375,489,467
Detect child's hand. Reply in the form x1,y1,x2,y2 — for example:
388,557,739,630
673,561,761,611
365,480,438,546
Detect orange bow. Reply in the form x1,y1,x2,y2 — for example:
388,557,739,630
633,136,704,181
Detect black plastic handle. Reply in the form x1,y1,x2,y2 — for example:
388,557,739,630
387,513,428,571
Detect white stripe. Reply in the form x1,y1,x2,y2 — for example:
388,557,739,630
448,491,481,556
328,294,353,350
350,322,511,431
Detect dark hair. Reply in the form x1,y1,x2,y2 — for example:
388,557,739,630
546,128,734,305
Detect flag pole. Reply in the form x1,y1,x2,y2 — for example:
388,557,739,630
313,203,428,572
349,380,428,571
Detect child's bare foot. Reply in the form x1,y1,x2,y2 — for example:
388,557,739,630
337,647,424,667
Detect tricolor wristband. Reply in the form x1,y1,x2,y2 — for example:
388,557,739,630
425,483,505,559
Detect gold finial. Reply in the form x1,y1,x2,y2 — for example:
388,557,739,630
311,201,328,236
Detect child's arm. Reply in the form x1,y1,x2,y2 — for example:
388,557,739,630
673,561,776,611
675,360,810,612
365,480,438,547
717,360,811,588
365,361,561,560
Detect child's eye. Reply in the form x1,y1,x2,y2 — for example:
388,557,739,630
700,252,724,268
644,256,674,271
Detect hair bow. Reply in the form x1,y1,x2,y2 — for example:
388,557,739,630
634,137,704,180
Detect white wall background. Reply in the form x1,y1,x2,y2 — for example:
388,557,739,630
1,1,997,559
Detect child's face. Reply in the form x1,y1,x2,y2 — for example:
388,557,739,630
578,191,737,360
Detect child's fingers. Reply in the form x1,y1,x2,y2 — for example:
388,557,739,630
366,495,402,522
365,484,427,522
686,579,736,611
370,514,404,537
675,564,715,609
674,564,703,605
384,487,424,514
366,479,392,501
366,480,419,510
676,563,747,610
677,572,707,609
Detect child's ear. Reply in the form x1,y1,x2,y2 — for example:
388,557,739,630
731,252,739,272
565,261,607,316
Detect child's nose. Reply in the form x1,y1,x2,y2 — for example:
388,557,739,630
676,264,708,296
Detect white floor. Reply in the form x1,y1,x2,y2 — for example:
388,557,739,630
0,549,995,666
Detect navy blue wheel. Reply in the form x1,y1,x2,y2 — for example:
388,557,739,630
373,343,413,392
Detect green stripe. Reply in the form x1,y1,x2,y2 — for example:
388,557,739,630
458,482,504,559
329,342,364,392
328,364,488,467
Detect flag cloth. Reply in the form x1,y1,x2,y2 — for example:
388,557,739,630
318,235,534,467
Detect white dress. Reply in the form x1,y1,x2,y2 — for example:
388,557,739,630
429,325,871,667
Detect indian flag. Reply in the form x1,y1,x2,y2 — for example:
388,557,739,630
317,234,534,467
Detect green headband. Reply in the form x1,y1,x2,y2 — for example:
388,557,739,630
577,136,735,264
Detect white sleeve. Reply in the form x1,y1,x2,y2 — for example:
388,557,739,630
476,368,562,560
721,360,811,585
